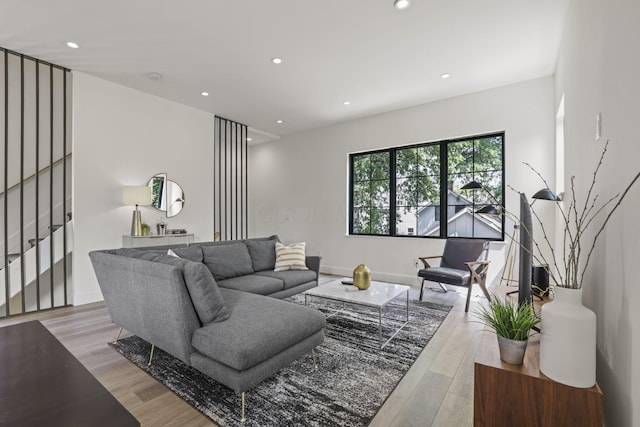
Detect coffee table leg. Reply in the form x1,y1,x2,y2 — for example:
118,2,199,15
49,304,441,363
378,308,383,348
379,291,411,350
406,289,409,322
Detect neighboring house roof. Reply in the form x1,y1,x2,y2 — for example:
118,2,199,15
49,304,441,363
417,189,475,215
425,206,501,236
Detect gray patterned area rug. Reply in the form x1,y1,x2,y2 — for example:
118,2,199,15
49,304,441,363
109,295,452,427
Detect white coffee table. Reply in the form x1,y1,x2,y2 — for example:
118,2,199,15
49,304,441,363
304,278,410,349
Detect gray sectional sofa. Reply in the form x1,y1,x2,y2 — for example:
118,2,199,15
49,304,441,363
89,235,325,422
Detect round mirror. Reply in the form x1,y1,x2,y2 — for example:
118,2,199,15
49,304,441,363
148,173,185,217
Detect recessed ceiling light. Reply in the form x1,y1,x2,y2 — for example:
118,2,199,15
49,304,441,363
276,120,283,124
440,73,451,79
66,41,80,49
271,57,283,64
201,91,209,96
394,0,410,10
343,101,351,106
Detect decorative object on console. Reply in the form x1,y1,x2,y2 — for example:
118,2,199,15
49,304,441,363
156,218,166,235
274,242,308,271
122,185,152,236
516,140,639,388
148,173,185,217
167,229,188,235
474,297,539,365
352,264,371,290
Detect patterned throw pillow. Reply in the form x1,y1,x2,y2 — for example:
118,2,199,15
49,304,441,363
274,242,308,272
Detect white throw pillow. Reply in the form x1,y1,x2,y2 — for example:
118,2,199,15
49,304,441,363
167,249,180,258
274,242,308,272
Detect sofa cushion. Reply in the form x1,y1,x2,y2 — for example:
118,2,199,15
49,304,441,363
191,289,325,371
254,270,317,290
135,253,229,324
138,252,190,268
245,238,278,272
202,243,254,281
274,242,308,272
418,266,471,286
217,274,284,295
109,248,150,258
170,246,204,263
183,262,230,324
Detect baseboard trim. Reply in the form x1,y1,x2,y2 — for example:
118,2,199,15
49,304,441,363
72,290,104,306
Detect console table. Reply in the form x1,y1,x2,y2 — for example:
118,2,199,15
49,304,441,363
122,233,194,248
474,288,603,426
0,321,139,426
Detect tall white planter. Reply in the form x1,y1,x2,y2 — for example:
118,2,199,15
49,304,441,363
540,287,596,388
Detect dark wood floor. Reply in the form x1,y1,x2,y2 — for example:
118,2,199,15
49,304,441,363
0,275,486,426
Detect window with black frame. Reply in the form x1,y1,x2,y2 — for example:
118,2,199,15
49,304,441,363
348,132,504,240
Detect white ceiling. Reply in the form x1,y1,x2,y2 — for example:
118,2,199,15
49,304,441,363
0,0,569,144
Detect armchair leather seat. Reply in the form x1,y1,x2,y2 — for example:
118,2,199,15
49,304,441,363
418,267,471,287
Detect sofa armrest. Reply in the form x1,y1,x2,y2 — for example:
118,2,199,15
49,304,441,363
305,256,322,280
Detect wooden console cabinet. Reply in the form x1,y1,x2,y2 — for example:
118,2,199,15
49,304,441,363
474,331,603,426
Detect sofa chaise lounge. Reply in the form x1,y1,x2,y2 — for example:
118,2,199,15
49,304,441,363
89,235,325,422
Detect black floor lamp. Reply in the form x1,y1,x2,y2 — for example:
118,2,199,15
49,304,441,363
461,179,560,305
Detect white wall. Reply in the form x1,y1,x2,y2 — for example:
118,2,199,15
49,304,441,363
72,72,214,304
555,1,640,425
249,77,556,286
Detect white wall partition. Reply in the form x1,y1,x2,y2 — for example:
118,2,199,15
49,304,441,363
555,0,640,425
249,77,556,286
72,72,214,305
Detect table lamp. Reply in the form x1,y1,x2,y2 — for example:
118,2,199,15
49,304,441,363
122,186,152,236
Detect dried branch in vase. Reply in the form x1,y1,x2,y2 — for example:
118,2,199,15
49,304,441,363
523,140,640,289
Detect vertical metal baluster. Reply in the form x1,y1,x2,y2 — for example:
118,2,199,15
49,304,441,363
233,123,239,239
237,125,242,239
35,61,40,311
223,119,227,241
19,55,25,314
62,70,67,306
217,117,221,240
49,64,54,309
244,124,248,239
3,50,9,317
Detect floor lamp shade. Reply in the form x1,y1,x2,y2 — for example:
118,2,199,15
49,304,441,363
122,186,152,236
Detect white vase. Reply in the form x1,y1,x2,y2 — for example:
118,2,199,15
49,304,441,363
540,286,596,388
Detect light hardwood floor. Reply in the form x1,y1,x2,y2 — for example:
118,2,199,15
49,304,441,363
0,275,492,426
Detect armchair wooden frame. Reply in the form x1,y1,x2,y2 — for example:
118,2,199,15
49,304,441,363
418,243,492,312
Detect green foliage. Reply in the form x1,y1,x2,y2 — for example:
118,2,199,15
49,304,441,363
474,297,539,341
351,135,504,235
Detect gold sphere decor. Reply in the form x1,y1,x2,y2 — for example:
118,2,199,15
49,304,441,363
352,264,371,290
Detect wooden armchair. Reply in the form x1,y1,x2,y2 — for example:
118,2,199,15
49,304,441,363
418,239,491,312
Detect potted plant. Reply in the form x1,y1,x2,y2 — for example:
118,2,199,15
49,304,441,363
475,297,539,365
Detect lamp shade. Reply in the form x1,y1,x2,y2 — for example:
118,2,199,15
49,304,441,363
122,186,152,206
461,180,483,190
476,205,500,215
532,188,559,201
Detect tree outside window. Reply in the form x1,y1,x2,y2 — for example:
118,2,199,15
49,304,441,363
349,132,504,240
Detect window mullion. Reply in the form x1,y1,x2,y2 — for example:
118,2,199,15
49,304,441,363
348,154,354,234
389,149,396,236
440,142,448,237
